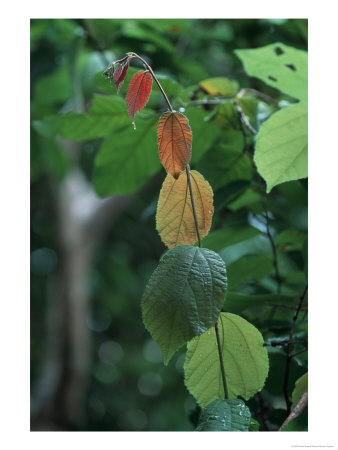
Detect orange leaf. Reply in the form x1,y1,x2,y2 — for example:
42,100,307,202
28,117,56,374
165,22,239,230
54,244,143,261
157,112,192,178
156,170,213,248
126,71,153,125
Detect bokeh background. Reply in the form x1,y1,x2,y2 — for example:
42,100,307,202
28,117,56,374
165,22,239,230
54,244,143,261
30,18,308,431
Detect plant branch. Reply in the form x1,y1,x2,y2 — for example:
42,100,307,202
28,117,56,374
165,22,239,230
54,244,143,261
237,88,279,107
129,53,174,112
264,198,282,294
265,339,307,348
283,285,308,415
186,164,228,400
232,99,257,136
279,393,308,431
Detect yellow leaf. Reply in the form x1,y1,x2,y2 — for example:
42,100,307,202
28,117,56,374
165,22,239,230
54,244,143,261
156,170,214,248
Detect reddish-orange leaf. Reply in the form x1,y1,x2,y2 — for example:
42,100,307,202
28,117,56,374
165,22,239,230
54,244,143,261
156,170,214,248
157,112,192,178
126,71,153,126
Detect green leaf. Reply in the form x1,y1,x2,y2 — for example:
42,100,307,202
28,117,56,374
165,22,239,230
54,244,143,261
184,108,221,163
212,102,240,130
33,64,72,106
292,372,308,406
93,115,159,196
195,399,250,431
228,187,262,211
202,226,260,252
275,229,307,252
227,254,273,290
122,20,174,53
234,43,308,101
142,246,227,365
52,95,130,141
224,292,297,314
249,418,260,431
156,74,184,97
184,313,269,406
254,102,308,193
197,131,253,190
199,77,239,97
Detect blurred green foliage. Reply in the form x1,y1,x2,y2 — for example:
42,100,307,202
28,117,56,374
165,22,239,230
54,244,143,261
31,18,308,431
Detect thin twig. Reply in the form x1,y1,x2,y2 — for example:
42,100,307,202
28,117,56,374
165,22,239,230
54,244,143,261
237,88,279,107
178,98,232,108
278,393,308,431
264,197,282,294
283,285,308,415
265,339,307,348
232,99,257,135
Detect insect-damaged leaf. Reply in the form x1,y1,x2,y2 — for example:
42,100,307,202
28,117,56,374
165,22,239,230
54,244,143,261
126,70,153,126
141,245,227,365
184,313,269,407
156,170,213,248
157,112,192,178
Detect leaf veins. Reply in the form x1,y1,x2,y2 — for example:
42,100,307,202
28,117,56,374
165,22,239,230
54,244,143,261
126,71,153,125
157,112,192,178
156,170,214,248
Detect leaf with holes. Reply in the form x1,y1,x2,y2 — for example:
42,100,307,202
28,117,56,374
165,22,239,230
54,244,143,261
126,70,153,126
157,112,192,178
141,245,227,365
195,399,251,431
184,313,269,407
254,102,308,193
235,43,308,102
156,170,214,248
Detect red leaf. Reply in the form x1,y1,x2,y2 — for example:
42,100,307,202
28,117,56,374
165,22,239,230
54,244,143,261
126,71,153,125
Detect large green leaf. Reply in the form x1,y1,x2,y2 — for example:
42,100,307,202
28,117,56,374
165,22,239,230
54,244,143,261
44,95,131,141
141,245,227,365
33,64,72,106
195,399,250,431
197,131,253,190
184,313,269,406
202,226,260,252
292,372,308,406
254,102,308,193
184,108,221,163
235,43,308,101
275,229,307,252
93,115,159,196
227,254,273,290
224,292,297,314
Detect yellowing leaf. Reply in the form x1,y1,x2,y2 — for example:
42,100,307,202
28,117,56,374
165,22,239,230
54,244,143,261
156,170,214,248
199,77,239,97
157,112,192,178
